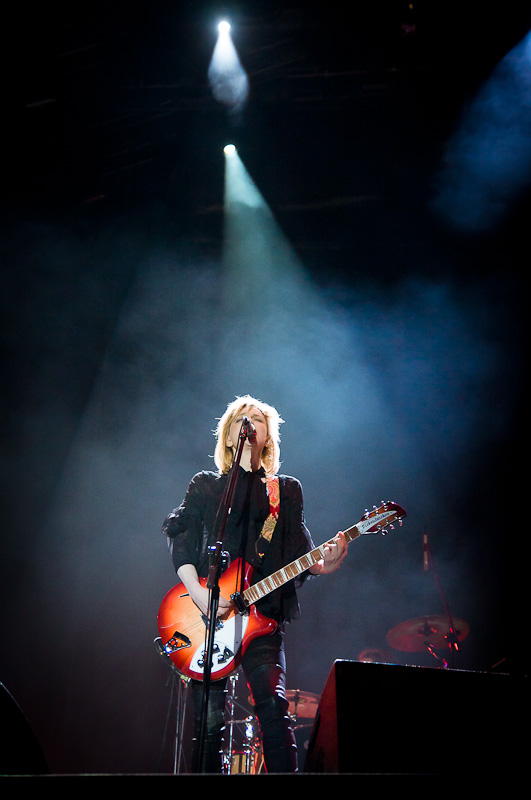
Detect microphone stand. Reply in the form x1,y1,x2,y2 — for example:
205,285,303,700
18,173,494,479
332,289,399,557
196,418,252,773
424,530,461,669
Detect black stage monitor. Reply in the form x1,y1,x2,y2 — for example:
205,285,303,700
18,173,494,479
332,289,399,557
304,660,525,776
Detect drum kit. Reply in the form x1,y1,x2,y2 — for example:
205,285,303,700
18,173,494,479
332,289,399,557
157,527,470,773
223,610,469,774
387,613,470,664
156,605,469,774
223,674,320,775
383,532,470,669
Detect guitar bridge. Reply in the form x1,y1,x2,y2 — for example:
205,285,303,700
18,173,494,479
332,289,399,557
163,631,192,654
201,613,224,631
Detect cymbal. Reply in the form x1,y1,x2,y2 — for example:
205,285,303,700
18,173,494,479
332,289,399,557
285,689,320,719
386,615,470,652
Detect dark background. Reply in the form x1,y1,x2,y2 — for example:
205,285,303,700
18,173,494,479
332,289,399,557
1,0,528,775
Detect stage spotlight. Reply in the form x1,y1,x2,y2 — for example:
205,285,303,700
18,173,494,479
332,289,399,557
224,144,237,156
209,19,248,112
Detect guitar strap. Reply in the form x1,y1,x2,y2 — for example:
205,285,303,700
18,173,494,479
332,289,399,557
255,476,280,562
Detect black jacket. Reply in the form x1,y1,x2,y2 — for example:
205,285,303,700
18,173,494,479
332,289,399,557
162,467,314,623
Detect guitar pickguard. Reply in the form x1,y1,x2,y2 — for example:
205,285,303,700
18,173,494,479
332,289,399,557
188,612,249,679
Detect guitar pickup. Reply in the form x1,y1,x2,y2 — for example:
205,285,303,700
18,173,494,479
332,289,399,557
163,631,192,653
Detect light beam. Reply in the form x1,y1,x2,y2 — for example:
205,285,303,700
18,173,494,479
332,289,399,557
208,20,249,113
434,29,531,232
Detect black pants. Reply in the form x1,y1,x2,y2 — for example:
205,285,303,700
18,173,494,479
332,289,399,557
191,630,298,773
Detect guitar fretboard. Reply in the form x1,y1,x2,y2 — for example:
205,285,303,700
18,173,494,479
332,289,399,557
243,523,361,606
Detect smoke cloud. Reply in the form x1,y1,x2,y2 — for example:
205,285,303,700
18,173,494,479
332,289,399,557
434,30,531,232
0,214,522,773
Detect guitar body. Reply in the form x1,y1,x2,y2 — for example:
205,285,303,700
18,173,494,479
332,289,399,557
157,501,406,682
157,559,277,681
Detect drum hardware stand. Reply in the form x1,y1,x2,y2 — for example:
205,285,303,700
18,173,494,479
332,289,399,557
222,669,263,775
386,529,470,666
423,529,461,669
426,642,448,668
154,636,191,774
224,671,238,774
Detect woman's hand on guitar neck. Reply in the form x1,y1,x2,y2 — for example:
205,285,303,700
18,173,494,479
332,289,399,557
309,532,348,575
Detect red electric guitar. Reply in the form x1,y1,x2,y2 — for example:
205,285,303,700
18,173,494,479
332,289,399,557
157,501,406,681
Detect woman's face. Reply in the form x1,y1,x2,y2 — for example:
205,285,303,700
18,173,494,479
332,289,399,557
226,405,269,453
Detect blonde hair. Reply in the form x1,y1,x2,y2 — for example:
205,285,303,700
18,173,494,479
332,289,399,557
214,395,284,477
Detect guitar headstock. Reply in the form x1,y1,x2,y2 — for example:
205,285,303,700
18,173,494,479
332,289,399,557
358,501,407,536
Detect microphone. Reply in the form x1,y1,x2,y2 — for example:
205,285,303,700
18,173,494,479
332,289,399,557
242,416,256,441
423,532,429,571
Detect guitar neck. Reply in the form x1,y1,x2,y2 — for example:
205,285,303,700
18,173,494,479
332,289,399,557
243,523,361,607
